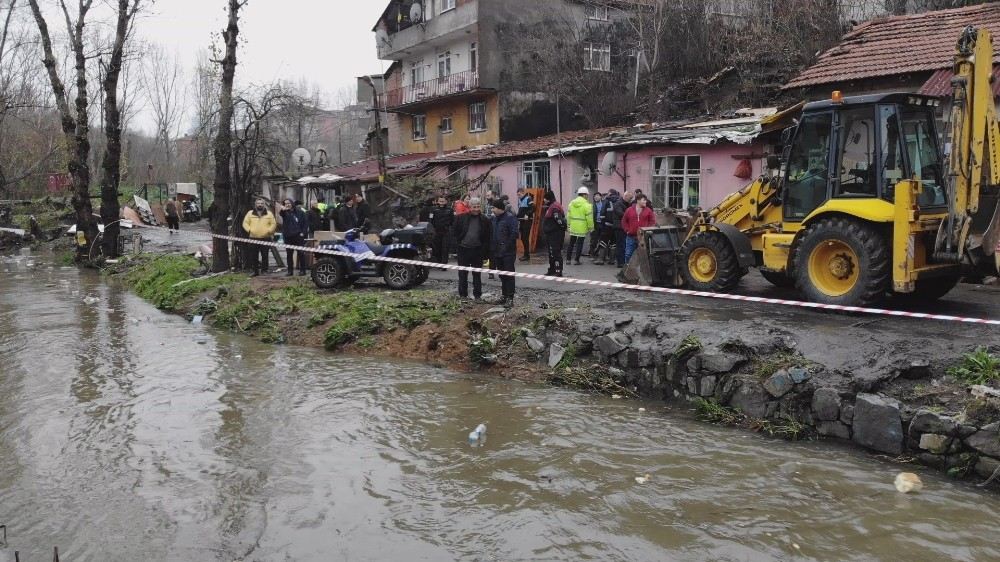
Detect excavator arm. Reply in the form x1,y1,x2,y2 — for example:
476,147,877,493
936,26,1000,264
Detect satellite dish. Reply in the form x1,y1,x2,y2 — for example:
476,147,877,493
291,147,311,168
600,152,618,176
410,2,423,23
314,148,329,167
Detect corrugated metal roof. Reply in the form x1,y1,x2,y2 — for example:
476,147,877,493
785,3,1000,90
431,111,779,164
917,66,1000,97
296,152,437,185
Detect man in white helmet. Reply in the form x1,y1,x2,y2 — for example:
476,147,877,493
565,186,594,265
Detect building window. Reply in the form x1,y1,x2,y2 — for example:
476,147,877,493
410,62,424,86
412,114,427,140
470,42,478,72
469,101,487,132
518,160,551,189
583,42,611,71
585,5,609,20
440,116,453,134
652,156,701,210
440,0,456,12
437,51,451,79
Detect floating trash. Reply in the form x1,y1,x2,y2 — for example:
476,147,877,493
192,315,204,324
634,473,651,484
895,472,923,494
468,423,487,445
83,296,99,305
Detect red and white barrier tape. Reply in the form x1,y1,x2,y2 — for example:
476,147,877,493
142,224,1000,327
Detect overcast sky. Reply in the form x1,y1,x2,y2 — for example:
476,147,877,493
134,1,387,128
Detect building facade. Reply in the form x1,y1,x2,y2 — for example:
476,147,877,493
373,0,634,155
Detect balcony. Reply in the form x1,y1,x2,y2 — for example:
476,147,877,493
376,1,478,60
381,70,484,109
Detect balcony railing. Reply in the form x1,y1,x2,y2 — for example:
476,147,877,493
381,70,480,109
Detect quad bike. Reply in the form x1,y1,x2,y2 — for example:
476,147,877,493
311,225,431,290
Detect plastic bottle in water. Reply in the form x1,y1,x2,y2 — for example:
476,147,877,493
468,423,487,444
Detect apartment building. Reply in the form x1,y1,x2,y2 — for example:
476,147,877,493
373,0,633,155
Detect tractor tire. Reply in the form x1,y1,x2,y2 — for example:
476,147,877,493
312,257,345,290
793,217,890,306
895,276,960,303
760,269,795,288
681,231,744,292
383,262,417,290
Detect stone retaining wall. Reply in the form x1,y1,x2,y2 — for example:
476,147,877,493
522,314,1000,483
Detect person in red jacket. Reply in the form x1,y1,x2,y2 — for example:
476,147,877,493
621,194,657,264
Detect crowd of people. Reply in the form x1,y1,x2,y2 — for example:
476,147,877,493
420,185,658,307
237,186,657,304
239,193,374,277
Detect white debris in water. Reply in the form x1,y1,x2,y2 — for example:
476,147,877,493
634,474,651,484
895,472,923,494
638,407,646,412
83,296,99,305
611,394,622,400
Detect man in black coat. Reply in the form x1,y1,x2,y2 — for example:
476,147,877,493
429,195,454,264
279,199,310,276
614,190,633,267
452,197,491,299
491,199,520,307
336,197,359,232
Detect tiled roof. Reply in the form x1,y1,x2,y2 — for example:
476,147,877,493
785,3,1000,90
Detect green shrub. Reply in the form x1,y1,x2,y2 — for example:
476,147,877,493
947,347,1000,386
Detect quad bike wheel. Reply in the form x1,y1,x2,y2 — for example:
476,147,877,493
414,266,430,286
793,217,890,306
383,262,417,290
681,231,744,291
312,257,345,289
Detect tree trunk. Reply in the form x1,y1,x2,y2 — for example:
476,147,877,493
26,0,95,260
211,0,244,272
99,1,139,259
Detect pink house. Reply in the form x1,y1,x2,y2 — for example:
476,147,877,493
427,110,790,211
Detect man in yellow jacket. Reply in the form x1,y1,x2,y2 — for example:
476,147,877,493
566,186,594,265
243,198,278,276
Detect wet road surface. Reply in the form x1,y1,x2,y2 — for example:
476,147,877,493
0,257,998,561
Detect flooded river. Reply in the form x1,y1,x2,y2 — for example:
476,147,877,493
1,258,998,561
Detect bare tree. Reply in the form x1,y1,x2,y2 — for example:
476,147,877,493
0,0,62,198
26,0,98,252
142,42,186,178
210,0,247,272
98,0,142,258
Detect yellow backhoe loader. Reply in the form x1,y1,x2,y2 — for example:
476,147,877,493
681,26,1000,306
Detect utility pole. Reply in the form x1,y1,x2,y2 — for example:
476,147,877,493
363,76,388,187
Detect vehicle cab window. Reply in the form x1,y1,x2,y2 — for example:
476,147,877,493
901,109,946,207
835,107,877,197
784,112,834,221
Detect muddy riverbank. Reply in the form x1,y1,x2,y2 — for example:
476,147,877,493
104,253,1000,488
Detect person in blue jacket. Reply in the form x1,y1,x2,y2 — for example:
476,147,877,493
490,199,520,308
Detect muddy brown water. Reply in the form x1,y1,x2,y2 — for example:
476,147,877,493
0,258,998,562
